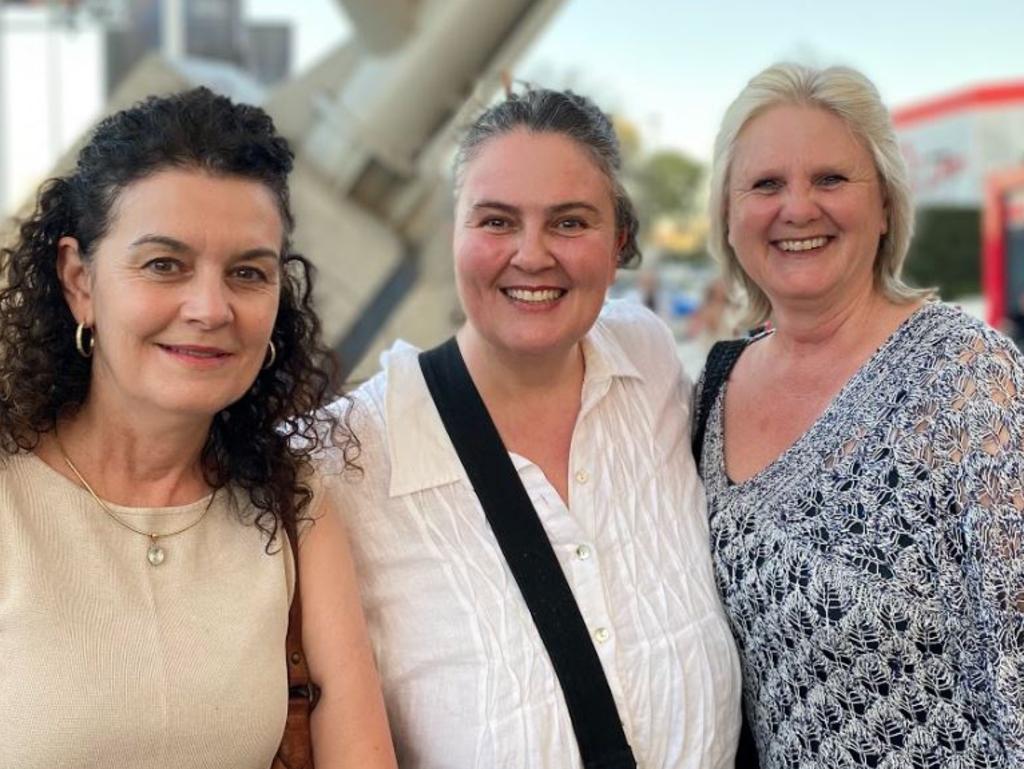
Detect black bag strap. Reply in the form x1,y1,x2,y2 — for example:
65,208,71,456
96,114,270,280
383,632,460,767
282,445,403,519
419,337,637,769
691,339,748,466
690,337,762,769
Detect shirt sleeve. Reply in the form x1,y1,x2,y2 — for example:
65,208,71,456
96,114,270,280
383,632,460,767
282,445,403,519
939,336,1024,764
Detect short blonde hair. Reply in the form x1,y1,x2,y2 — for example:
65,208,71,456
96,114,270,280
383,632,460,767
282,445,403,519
708,62,931,327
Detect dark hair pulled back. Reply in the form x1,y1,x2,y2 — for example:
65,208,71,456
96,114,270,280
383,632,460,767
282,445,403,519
454,87,641,268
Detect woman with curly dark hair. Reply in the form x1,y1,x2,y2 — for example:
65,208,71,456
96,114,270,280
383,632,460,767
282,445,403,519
0,88,396,769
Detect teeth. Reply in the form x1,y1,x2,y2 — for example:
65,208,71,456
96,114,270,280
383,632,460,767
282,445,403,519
776,236,829,252
504,288,564,302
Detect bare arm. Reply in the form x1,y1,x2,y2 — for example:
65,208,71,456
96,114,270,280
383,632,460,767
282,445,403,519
299,488,397,769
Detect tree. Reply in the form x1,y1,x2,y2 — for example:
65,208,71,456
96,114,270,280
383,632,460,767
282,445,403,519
632,149,704,222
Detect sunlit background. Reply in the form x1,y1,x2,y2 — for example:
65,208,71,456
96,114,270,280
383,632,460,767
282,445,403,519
2,0,1023,378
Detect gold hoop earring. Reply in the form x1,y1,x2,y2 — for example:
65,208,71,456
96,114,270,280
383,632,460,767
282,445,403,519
263,340,276,370
75,322,94,358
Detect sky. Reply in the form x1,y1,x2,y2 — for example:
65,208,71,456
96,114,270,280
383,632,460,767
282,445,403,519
245,0,1024,162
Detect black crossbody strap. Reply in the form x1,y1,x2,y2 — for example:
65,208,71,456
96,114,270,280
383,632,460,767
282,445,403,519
691,338,747,466
690,337,762,769
419,337,637,769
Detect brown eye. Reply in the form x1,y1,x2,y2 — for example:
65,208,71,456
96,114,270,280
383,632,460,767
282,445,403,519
480,217,512,231
231,265,268,282
555,217,587,231
143,258,182,275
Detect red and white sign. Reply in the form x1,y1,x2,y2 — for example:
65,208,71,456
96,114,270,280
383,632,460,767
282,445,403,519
893,83,1024,208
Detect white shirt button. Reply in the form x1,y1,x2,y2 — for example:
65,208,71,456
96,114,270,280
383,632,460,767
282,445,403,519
593,627,610,644
574,469,589,484
575,544,592,561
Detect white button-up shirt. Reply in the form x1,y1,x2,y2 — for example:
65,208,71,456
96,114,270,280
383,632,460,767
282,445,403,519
327,301,741,769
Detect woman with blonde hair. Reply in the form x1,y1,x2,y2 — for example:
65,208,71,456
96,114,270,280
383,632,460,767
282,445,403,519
694,62,1024,768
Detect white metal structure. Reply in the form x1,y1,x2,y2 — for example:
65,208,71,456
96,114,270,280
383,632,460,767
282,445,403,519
4,0,566,379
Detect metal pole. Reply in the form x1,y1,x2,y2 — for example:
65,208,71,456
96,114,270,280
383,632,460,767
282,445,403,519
0,1,8,216
47,0,63,159
162,0,184,61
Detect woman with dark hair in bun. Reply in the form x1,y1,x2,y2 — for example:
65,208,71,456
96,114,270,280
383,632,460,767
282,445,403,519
326,88,741,769
0,88,396,768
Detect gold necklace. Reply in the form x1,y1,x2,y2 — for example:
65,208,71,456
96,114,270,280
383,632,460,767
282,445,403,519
57,440,214,567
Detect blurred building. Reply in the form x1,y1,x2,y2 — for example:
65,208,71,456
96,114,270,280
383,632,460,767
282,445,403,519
1,0,566,380
893,81,1024,207
0,0,293,218
892,81,1024,309
106,0,291,93
0,1,105,216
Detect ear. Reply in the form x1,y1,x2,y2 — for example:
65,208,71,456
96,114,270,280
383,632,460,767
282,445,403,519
56,237,94,326
608,229,627,285
724,202,735,249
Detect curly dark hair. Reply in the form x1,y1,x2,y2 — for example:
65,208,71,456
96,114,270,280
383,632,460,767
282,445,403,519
0,87,357,545
454,86,642,269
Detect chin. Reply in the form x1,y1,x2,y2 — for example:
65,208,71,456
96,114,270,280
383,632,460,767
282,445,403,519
154,388,253,422
501,334,581,358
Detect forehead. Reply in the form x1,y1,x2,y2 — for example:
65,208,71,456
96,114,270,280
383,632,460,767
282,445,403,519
106,168,284,244
458,130,613,208
731,104,875,176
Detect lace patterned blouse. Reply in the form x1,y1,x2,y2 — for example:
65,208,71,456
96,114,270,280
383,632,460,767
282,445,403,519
700,303,1024,769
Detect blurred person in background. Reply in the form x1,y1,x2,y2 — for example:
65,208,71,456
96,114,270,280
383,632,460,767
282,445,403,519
685,276,739,354
0,88,396,769
324,87,742,769
694,62,1024,768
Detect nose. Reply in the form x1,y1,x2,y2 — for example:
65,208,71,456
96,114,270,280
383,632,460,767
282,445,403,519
183,275,234,328
509,224,556,272
781,184,821,226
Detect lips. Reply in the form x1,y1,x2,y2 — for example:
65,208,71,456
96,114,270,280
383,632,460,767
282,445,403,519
157,344,232,359
501,287,567,304
773,236,831,252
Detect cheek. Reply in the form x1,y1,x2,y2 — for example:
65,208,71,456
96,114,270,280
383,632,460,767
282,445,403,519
93,286,166,338
245,293,282,344
563,236,618,282
727,200,774,252
453,232,500,289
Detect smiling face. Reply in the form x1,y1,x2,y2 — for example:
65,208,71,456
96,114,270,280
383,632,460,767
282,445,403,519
453,130,620,363
726,104,889,315
59,168,283,423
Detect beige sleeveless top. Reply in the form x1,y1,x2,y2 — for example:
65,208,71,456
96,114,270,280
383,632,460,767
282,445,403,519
0,453,295,769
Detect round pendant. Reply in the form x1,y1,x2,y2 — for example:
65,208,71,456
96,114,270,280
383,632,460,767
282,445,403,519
147,543,166,566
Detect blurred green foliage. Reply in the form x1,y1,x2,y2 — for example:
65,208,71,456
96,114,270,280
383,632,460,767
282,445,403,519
613,115,706,250
632,149,704,222
903,206,981,299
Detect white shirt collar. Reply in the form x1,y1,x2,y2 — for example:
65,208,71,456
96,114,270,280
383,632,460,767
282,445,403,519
382,319,644,499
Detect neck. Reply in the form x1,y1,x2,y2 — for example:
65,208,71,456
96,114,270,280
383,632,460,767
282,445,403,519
52,397,214,507
754,289,925,398
769,282,909,353
455,326,585,406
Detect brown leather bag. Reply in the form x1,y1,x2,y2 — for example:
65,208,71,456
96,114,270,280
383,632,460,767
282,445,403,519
273,518,318,769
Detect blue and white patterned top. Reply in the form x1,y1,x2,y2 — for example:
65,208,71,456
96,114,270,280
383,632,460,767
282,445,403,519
701,302,1024,769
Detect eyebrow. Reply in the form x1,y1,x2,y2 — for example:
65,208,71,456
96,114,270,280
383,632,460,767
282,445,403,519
129,234,279,261
130,234,191,252
471,200,603,216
